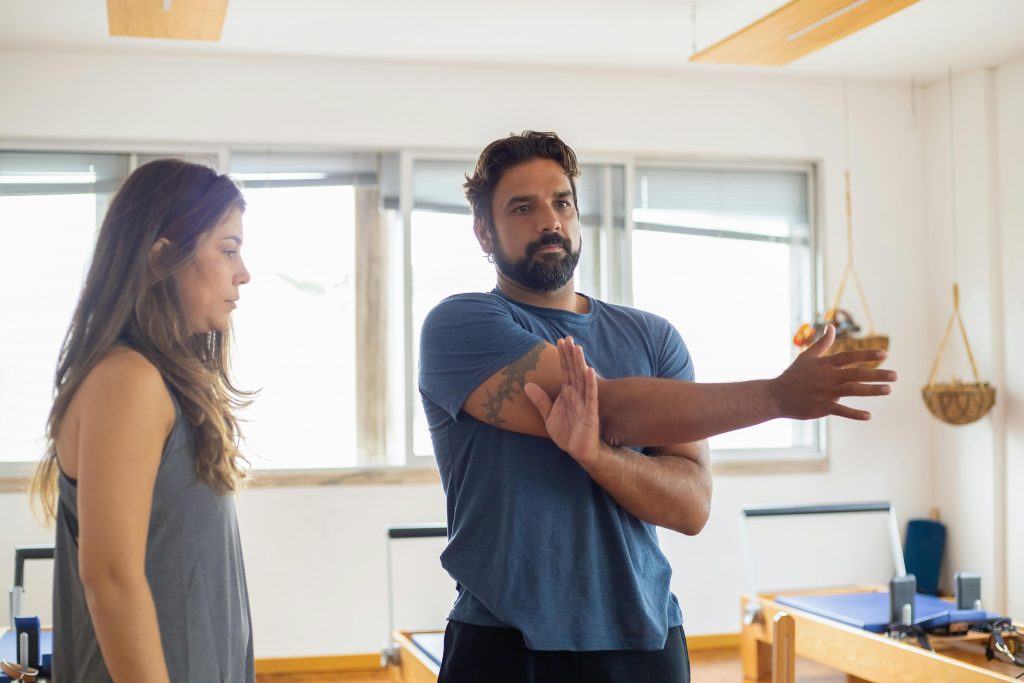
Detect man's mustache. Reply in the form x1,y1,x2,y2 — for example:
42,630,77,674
526,233,572,258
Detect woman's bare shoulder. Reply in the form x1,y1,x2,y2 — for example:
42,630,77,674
75,347,175,424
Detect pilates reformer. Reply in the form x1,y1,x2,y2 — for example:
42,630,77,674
383,524,448,683
739,502,1022,682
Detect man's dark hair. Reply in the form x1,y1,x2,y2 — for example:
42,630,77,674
464,131,581,229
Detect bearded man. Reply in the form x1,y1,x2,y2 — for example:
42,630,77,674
418,131,896,683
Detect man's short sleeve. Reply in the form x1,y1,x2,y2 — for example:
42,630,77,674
419,294,546,420
655,317,695,382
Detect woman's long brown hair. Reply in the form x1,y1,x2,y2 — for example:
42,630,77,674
31,158,253,522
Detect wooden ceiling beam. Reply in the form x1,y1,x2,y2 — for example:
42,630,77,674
690,0,920,66
107,0,229,41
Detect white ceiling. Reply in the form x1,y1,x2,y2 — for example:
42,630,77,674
1,0,1023,83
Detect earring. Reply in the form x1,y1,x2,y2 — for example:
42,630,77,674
484,253,494,264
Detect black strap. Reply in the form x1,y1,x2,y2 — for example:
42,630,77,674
893,616,1023,671
59,497,80,545
887,623,933,651
985,621,1024,669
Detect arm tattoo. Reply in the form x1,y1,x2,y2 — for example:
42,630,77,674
481,342,545,427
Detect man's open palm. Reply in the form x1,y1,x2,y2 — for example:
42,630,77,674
524,338,603,464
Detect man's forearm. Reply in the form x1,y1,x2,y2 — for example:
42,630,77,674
575,441,712,535
597,377,777,447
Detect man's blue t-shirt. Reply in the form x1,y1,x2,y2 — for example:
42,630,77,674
418,288,694,651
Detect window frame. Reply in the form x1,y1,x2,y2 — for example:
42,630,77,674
400,151,638,466
400,150,479,468
630,157,827,471
0,142,227,488
1,140,829,490
0,142,415,488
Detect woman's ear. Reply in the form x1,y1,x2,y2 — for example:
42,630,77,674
148,237,171,267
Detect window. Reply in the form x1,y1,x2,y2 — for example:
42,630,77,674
0,151,128,470
406,158,628,459
407,159,494,458
2,146,821,478
631,165,819,459
0,149,395,474
229,152,383,470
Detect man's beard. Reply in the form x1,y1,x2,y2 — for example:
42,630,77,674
491,230,582,292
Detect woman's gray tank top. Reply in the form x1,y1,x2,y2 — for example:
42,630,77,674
52,388,254,682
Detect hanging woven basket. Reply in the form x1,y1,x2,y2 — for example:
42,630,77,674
921,284,996,426
829,333,890,367
820,308,889,369
922,381,996,425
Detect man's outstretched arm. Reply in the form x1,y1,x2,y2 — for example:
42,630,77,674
464,325,897,447
522,343,711,534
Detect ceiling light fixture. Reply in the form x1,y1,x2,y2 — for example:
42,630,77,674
690,0,919,66
107,0,228,41
785,0,869,42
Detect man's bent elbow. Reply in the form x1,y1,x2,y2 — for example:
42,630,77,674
670,496,711,536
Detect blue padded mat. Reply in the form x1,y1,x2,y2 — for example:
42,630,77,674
411,632,444,668
775,592,1004,633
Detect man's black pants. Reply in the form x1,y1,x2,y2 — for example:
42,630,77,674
436,621,691,683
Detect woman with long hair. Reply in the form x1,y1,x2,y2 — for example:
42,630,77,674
31,158,255,682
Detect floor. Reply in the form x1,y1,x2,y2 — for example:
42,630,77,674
255,648,850,683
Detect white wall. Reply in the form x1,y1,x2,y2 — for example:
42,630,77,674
995,55,1024,626
920,58,1023,619
0,47,963,657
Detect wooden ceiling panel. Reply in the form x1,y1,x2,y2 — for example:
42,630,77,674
107,0,229,41
690,0,920,66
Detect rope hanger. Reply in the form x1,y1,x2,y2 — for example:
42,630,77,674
926,67,980,391
792,80,887,368
829,80,875,332
920,67,995,425
827,169,877,335
925,284,985,391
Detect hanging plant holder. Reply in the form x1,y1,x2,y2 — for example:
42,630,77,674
794,171,889,369
921,284,996,425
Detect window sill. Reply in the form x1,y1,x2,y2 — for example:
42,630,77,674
0,463,440,494
710,447,829,476
0,461,34,494
245,465,440,488
3,449,825,493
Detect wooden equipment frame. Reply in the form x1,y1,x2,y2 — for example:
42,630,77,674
390,629,441,683
742,590,1024,682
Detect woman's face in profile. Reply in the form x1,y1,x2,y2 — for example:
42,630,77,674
175,207,251,335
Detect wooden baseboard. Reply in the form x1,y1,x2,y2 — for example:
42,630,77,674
256,633,741,675
687,632,741,651
255,653,382,675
